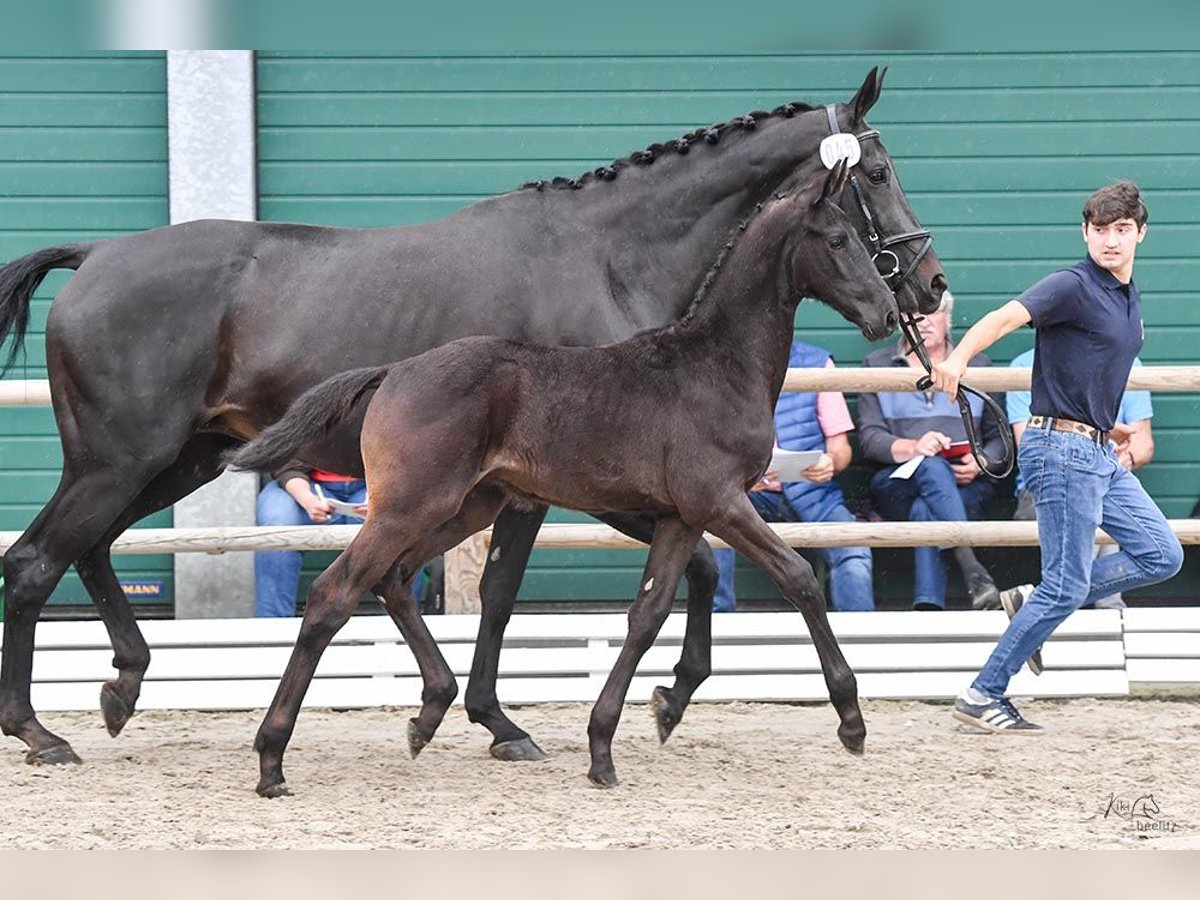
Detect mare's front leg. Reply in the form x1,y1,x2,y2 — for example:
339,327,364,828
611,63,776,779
587,516,700,788
596,512,718,744
464,504,550,761
709,495,865,755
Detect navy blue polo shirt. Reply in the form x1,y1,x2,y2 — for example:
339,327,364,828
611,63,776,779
1016,256,1143,432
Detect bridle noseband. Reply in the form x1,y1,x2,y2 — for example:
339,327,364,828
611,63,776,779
823,105,1014,481
824,105,933,295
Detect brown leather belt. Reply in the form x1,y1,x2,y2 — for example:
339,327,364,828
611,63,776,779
1027,415,1109,445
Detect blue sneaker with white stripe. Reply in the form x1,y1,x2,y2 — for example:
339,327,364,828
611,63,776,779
953,691,1043,735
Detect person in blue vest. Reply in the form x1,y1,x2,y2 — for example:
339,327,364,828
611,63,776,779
1007,347,1155,613
932,181,1183,733
712,340,874,612
857,290,1007,611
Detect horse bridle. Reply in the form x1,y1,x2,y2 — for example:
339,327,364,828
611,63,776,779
824,105,1015,481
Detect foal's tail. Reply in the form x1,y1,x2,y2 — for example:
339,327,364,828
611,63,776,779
227,366,390,473
0,244,89,374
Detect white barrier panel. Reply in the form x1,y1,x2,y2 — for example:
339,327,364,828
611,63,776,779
3,609,1134,712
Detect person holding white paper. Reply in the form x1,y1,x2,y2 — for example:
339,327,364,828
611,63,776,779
254,463,370,617
856,291,1008,610
713,341,874,612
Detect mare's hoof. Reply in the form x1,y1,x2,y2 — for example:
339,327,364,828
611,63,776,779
587,768,620,789
25,742,82,766
489,736,547,762
650,685,681,744
839,731,866,756
257,780,291,799
407,719,430,760
100,682,134,737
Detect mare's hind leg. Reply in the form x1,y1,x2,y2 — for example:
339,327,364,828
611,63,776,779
373,485,509,759
1,465,180,764
596,512,718,744
587,516,700,788
708,495,864,755
463,504,550,762
74,434,237,736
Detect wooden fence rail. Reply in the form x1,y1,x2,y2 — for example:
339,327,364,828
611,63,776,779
6,366,1200,407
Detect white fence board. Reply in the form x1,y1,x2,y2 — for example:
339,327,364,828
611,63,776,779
10,609,1138,712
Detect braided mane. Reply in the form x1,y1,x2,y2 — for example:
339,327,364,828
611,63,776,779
520,101,820,192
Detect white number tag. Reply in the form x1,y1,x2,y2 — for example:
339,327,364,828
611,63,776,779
820,133,862,169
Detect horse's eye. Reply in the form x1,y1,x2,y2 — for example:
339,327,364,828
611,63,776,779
868,168,888,185
829,236,847,250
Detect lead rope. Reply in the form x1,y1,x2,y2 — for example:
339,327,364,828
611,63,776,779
898,311,1015,481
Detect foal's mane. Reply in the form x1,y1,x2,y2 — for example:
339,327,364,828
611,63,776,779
672,192,786,329
520,101,820,192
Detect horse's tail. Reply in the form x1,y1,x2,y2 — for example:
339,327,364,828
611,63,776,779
0,244,89,374
226,366,390,474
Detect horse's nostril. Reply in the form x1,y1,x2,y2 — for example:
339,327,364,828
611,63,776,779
930,272,948,295
885,310,898,331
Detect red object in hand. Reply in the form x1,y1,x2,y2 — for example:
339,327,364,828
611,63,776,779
938,441,972,460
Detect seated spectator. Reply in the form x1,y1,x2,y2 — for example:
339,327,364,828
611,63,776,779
1007,347,1154,610
857,291,1007,610
255,464,369,617
713,340,873,612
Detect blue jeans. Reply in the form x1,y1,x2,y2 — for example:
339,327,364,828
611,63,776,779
714,490,874,612
870,456,994,609
254,479,368,618
973,428,1183,698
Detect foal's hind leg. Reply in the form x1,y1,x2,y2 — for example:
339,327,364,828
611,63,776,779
373,485,509,759
463,504,550,762
587,516,701,788
255,516,414,797
708,495,865,754
596,512,718,744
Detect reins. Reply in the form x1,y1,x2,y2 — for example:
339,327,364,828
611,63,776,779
898,311,1015,481
822,104,1014,481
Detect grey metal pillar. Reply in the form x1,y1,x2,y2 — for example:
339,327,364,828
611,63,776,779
167,51,258,618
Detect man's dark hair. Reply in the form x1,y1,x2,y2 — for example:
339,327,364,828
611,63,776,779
1082,180,1149,227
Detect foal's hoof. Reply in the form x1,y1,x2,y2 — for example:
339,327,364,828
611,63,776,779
100,682,134,737
587,767,620,789
650,685,682,744
256,780,291,799
489,736,547,762
407,719,430,760
25,742,82,766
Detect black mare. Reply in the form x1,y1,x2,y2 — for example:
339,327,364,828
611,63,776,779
232,161,897,794
0,67,943,767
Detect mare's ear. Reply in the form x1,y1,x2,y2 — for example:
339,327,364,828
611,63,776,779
850,66,887,123
814,159,849,208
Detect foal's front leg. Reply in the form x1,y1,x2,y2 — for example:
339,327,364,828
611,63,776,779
587,516,701,787
709,495,865,755
596,512,718,743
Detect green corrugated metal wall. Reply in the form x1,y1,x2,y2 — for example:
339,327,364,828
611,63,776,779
257,51,1200,604
0,52,171,608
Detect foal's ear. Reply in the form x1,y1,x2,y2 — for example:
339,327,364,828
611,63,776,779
850,66,887,123
814,159,849,208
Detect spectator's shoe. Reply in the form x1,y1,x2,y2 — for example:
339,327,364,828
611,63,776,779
966,569,1001,610
1091,595,1127,611
953,692,1043,735
999,583,1042,676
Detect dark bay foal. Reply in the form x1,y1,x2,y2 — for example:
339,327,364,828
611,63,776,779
232,160,898,795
